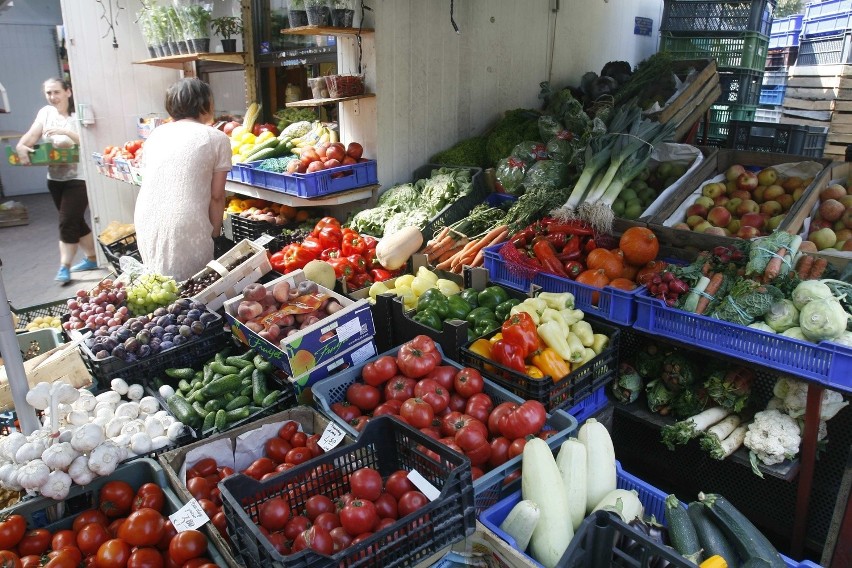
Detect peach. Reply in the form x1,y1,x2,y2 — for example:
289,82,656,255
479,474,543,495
237,300,264,322
272,280,293,303
820,184,847,202
736,199,760,217
707,206,732,227
726,164,746,182
820,199,845,222
242,283,267,302
759,201,783,217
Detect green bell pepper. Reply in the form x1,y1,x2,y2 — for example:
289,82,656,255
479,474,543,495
467,327,479,342
413,308,443,331
475,318,500,337
459,288,479,309
466,306,496,327
446,294,473,320
478,286,511,311
494,298,521,322
417,288,449,319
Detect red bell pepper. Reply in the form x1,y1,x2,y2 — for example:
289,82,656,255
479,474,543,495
563,260,584,280
320,247,342,261
584,238,597,254
364,249,382,269
501,312,540,359
370,268,393,282
490,339,526,373
328,257,355,280
341,232,367,256
300,236,324,259
362,235,379,250
347,254,367,274
347,272,372,290
284,245,314,272
312,216,341,236
317,225,342,250
269,249,288,273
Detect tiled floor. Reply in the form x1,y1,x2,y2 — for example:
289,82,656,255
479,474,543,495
0,193,111,308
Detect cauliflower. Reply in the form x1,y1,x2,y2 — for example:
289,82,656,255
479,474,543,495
773,377,848,421
744,409,802,472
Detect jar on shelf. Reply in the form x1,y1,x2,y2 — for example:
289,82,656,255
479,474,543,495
285,84,303,103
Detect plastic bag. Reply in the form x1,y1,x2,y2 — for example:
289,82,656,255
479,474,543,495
495,157,528,196
538,115,565,141
523,159,570,191
510,141,548,165
546,136,575,163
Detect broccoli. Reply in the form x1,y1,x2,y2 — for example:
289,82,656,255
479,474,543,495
430,136,489,168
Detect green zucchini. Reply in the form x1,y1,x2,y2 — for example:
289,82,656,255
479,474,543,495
165,367,196,380
687,502,739,568
225,407,251,422
209,362,239,375
664,494,703,564
226,395,251,411
225,356,254,369
214,409,227,431
201,373,242,398
252,371,268,405
243,138,280,162
700,493,785,567
202,411,216,432
167,395,200,428
253,354,274,374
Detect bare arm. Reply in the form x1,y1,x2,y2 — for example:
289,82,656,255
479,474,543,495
44,126,80,145
15,119,44,165
209,170,227,237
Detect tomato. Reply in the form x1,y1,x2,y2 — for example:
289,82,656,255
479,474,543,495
399,398,434,429
258,497,291,531
424,365,456,391
507,437,529,459
194,499,217,520
210,512,227,537
413,379,450,413
334,493,355,513
498,400,547,440
51,530,77,552
96,539,131,568
156,521,177,551
488,437,511,468
454,425,491,466
453,368,484,398
419,426,440,439
278,421,298,441
373,493,398,520
0,514,26,550
471,466,484,480
21,555,41,568
372,402,400,417
167,530,207,566
107,518,124,538
17,529,50,557
384,470,416,500
339,499,378,537
44,552,79,568
127,547,164,568
441,412,488,439
396,337,439,378
0,551,20,568
284,447,313,466
313,511,341,532
283,515,311,541
293,525,333,555
488,402,517,437
349,468,383,501
99,480,135,518
291,432,308,448
331,402,361,422
305,495,335,521
217,466,234,480
181,559,217,568
329,527,352,552
464,392,493,423
133,483,166,513
346,383,381,412
383,375,416,402
346,142,364,160
243,457,277,480
398,491,429,517
264,437,292,463
448,393,467,413
76,522,111,557
185,477,211,501
266,532,290,555
305,434,324,458
350,415,370,432
187,458,217,479
361,356,398,387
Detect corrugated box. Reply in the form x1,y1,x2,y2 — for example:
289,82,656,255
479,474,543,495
0,343,92,411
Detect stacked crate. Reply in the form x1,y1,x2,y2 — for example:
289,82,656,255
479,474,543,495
659,0,775,144
759,15,803,122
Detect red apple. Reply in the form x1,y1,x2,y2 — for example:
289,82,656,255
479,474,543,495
736,225,762,239
704,226,727,236
776,194,795,211
346,142,364,159
686,204,708,219
731,190,753,201
759,201,783,217
707,206,732,228
737,171,759,192
735,199,760,217
223,121,241,136
726,164,746,182
757,168,778,186
713,195,730,207
820,184,847,202
740,212,766,230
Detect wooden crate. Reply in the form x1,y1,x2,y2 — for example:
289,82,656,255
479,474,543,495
188,238,272,312
646,59,722,142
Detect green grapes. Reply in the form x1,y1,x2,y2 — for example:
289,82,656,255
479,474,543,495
126,273,179,316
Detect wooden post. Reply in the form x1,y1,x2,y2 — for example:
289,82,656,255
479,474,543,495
241,0,256,107
792,383,824,557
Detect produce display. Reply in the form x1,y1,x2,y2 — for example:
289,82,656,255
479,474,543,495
800,181,852,253
178,249,256,298
125,273,179,317
99,139,144,165
367,265,461,308
412,284,516,341
225,196,312,226
63,279,131,332
610,159,690,220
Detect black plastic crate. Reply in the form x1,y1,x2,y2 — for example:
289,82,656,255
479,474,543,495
220,416,476,568
11,298,69,332
99,232,141,272
797,32,852,65
229,214,283,252
414,164,489,244
556,510,692,568
457,315,620,413
766,46,799,68
660,0,776,36
717,69,764,106
726,120,829,157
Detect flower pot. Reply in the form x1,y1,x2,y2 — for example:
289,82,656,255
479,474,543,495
220,39,237,53
189,38,210,53
168,41,179,55
331,8,354,27
306,5,331,26
155,44,167,57
288,9,308,27
177,40,189,55
147,46,158,58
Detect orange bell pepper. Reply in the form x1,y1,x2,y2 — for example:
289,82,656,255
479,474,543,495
525,365,545,379
531,348,570,382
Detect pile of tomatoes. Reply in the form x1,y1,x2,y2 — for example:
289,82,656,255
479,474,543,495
331,336,553,478
253,466,430,557
101,140,144,165
0,480,216,568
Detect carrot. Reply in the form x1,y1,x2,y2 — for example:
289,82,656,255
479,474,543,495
762,246,789,283
455,229,509,269
695,273,725,315
701,261,712,276
796,255,814,280
808,258,828,280
422,226,449,253
425,233,459,260
435,244,463,265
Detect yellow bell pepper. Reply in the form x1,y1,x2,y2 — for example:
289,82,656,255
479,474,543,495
489,332,503,345
536,320,573,362
591,333,610,354
531,348,570,382
560,308,585,326
469,339,495,373
571,320,594,347
525,365,545,379
699,556,728,568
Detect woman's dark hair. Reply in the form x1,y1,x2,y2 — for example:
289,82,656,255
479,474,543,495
43,78,74,114
165,78,214,120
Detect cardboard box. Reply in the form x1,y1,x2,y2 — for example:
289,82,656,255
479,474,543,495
289,336,377,403
189,239,272,312
6,143,79,165
414,522,540,568
0,343,92,411
224,270,376,376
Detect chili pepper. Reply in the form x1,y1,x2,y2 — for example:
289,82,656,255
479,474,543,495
562,234,582,255
341,232,367,256
318,225,342,250
346,254,367,274
510,227,537,248
583,238,597,254
538,217,595,235
320,247,342,261
490,339,526,373
300,236,324,258
369,268,392,282
532,239,569,277
501,312,540,359
531,348,571,381
544,232,569,248
562,260,584,279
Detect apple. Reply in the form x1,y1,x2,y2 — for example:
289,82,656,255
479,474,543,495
836,228,852,242
763,185,785,202
776,194,795,211
694,221,713,233
820,184,847,202
727,219,741,234
741,212,766,230
686,215,706,228
306,161,325,173
253,122,279,137
731,190,753,201
673,222,691,231
725,198,743,215
704,226,727,236
810,217,834,231
757,168,778,186
735,199,760,217
792,186,806,201
844,240,852,251
843,209,852,229
714,195,730,207
222,121,241,136
695,196,715,209
839,195,852,208
737,171,759,192
736,226,762,239
753,186,767,203
702,182,726,199
799,240,818,253
707,206,732,228
811,227,837,250
725,180,739,196
782,177,805,192
759,201,783,217
726,164,746,182
767,214,786,231
819,199,845,222
834,219,846,232
346,142,364,159
686,204,709,219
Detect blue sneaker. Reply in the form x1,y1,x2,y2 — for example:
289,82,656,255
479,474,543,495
55,266,71,283
71,258,98,272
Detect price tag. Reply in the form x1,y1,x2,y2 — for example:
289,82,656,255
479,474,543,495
254,234,275,246
407,469,440,501
169,498,209,532
351,342,376,366
336,317,361,342
318,421,346,452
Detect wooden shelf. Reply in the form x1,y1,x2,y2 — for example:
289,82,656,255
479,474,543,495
225,180,377,207
286,93,375,108
133,52,246,69
280,25,373,36
614,401,801,482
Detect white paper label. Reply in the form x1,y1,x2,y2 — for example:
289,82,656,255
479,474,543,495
407,469,440,501
254,234,275,246
318,421,346,452
336,317,361,342
169,498,209,532
350,342,376,366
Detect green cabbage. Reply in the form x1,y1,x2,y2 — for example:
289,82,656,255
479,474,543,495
764,299,799,333
792,280,833,311
781,327,810,342
799,298,849,342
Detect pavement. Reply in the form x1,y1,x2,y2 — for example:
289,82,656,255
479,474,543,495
0,193,112,309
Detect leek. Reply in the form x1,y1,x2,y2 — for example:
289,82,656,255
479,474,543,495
581,144,655,231
557,134,616,213
584,118,661,204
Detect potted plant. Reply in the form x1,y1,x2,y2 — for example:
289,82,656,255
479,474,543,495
331,0,354,27
166,7,188,54
288,0,308,28
150,6,171,56
210,15,243,53
137,10,158,58
305,0,331,26
180,4,212,53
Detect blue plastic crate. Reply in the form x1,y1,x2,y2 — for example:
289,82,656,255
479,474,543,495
770,29,802,48
241,159,378,197
802,11,852,38
311,344,578,514
771,14,804,34
805,0,852,19
797,32,852,65
634,289,852,393
760,84,787,105
567,384,609,425
482,243,642,325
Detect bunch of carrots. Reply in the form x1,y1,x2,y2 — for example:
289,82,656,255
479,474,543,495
794,255,829,281
421,224,509,273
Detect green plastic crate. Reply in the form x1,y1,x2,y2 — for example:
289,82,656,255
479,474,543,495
661,31,770,71
698,103,758,140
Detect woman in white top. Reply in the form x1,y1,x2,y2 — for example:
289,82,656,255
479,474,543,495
134,78,231,282
16,78,97,283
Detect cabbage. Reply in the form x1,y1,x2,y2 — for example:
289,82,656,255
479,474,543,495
830,330,852,348
764,300,799,333
791,280,833,311
748,322,776,333
799,298,849,342
781,327,811,342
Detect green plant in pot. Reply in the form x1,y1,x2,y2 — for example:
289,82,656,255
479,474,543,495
181,4,212,53
331,0,354,27
305,0,331,26
137,10,158,58
166,7,188,54
211,16,243,53
150,6,171,56
288,0,308,28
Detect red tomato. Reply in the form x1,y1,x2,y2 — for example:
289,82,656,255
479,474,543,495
488,402,517,437
339,500,378,537
413,379,450,413
375,518,396,531
44,551,79,568
127,547,164,568
399,398,434,429
373,493,398,520
464,392,493,424
454,368,484,398
22,555,42,568
133,483,166,513
211,512,227,537
471,466,484,481
258,498,291,531
181,559,217,568
99,481,135,518
313,512,341,532
0,551,20,568
217,467,235,480
448,393,467,413
508,437,528,459
167,530,207,566
396,337,439,378
329,527,352,552
361,356,398,387
441,412,488,439
424,365,456,391
264,437,293,463
372,402,400,417
17,529,50,557
305,495,335,521
384,470,415,500
291,432,308,448
278,422,298,441
95,539,131,568
349,468,382,501
454,426,491,466
266,532,289,555
383,376,416,402
334,493,355,513
243,457,277,480
285,447,313,466
76,523,111,557
419,426,440,439
283,515,311,541
499,400,547,440
331,402,361,422
156,521,177,551
292,525,333,555
438,437,464,454
185,477,211,501
538,429,559,440
488,437,512,468
350,415,370,432
398,491,429,517
118,508,166,547
51,530,77,552
306,434,324,458
107,518,125,538
187,458,217,479
197,499,218,520
346,383,381,412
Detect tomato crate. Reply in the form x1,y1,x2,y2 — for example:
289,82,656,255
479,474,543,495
457,316,620,415
98,231,141,272
717,69,763,106
241,159,378,198
219,415,477,568
482,243,643,325
10,298,68,332
229,213,284,251
660,31,770,72
634,288,852,393
660,0,776,36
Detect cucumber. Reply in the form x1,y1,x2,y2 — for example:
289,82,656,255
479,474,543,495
167,395,200,428
244,138,279,162
192,401,210,418
238,364,255,379
177,379,193,393
201,373,242,398
688,502,739,568
252,371,268,405
191,378,203,390
204,399,224,412
225,407,251,422
700,494,785,567
209,362,239,375
214,409,227,432
664,494,703,564
214,351,227,365
240,384,253,398
245,147,278,163
194,370,204,381
225,356,254,369
253,354,274,374
202,366,215,384
261,390,281,407
165,367,196,380
202,411,216,432
239,349,257,361
226,396,251,411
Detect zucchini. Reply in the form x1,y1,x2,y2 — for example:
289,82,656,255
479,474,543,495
225,356,254,369
591,489,643,523
261,390,281,407
244,138,280,162
225,407,251,422
688,502,739,568
209,362,239,375
700,493,785,567
167,395,200,428
226,395,251,411
165,367,196,380
665,494,704,565
252,370,268,405
577,418,616,513
499,499,540,552
202,411,216,432
214,409,227,432
555,438,587,531
202,373,242,398
253,354,274,374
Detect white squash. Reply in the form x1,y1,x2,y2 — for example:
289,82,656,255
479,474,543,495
577,418,616,514
499,499,540,552
375,226,423,270
556,437,587,531
591,488,644,523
